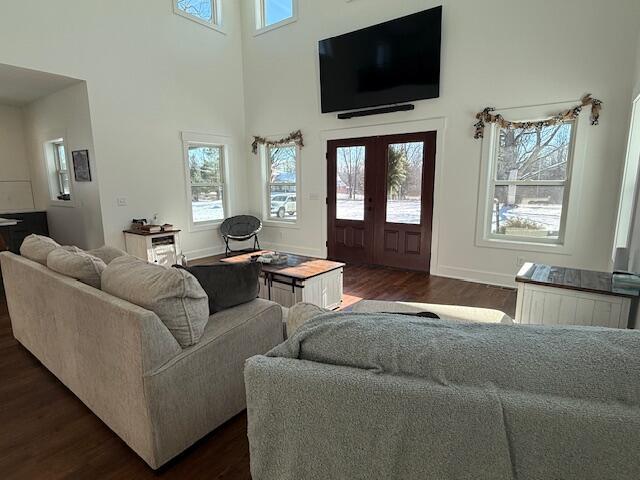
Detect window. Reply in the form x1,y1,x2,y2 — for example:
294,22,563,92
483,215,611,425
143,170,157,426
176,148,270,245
485,121,575,245
53,141,71,200
183,137,226,228
266,144,298,221
44,138,71,203
256,0,296,31
174,0,222,29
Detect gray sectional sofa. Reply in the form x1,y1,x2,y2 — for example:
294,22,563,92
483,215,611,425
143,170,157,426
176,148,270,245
245,310,640,480
1,250,284,469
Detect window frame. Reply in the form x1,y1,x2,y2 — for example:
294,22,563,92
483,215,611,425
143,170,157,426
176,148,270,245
43,136,74,207
53,141,70,197
475,102,587,255
182,132,230,232
173,0,224,33
262,142,301,227
254,0,297,35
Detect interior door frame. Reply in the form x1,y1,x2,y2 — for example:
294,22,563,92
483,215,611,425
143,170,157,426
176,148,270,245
320,117,446,273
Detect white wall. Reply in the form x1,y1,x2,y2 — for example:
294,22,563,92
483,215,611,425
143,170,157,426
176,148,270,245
241,0,640,286
0,104,34,212
0,0,248,258
23,82,104,249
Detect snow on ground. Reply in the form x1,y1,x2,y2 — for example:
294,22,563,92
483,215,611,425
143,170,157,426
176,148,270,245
192,201,224,223
337,199,421,224
491,204,562,233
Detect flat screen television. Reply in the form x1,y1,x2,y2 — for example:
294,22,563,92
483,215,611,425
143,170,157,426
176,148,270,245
319,6,442,114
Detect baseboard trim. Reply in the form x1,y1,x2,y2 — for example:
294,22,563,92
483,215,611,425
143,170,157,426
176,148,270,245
184,245,225,261
434,265,516,289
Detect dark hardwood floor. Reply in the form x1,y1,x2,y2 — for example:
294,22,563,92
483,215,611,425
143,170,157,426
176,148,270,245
0,264,515,479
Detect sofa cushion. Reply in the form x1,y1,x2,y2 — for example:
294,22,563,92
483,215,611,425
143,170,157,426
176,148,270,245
88,245,129,265
175,262,261,314
47,246,107,289
102,255,209,348
19,234,60,265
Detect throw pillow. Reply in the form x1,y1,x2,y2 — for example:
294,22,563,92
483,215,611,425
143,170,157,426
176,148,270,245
19,234,60,265
46,247,107,289
102,255,209,348
88,245,129,265
175,262,261,314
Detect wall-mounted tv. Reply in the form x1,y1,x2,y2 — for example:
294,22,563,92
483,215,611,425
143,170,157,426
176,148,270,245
319,6,442,114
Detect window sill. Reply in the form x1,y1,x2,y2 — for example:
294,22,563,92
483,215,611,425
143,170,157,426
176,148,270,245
476,236,571,255
254,16,297,36
262,219,300,230
49,200,75,208
174,10,226,34
189,222,223,233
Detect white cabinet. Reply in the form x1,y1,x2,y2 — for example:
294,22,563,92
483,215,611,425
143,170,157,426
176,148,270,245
258,268,344,310
516,282,631,329
124,230,182,267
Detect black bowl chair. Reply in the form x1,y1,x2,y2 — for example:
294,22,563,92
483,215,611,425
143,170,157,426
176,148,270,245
220,215,263,256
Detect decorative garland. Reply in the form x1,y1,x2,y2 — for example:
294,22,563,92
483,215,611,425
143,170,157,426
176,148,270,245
252,130,304,154
473,94,602,139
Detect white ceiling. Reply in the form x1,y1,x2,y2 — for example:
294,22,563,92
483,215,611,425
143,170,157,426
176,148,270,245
0,63,81,107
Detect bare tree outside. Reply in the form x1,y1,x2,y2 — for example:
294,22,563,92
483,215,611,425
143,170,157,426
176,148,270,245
491,122,573,238
176,0,213,22
336,146,366,220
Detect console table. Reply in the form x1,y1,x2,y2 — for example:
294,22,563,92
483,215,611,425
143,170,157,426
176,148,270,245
221,251,344,310
123,229,182,267
515,263,638,329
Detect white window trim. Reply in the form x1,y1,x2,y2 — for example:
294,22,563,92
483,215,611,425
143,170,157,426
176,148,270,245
613,93,640,255
475,101,588,255
260,142,301,228
254,0,298,36
173,0,225,34
43,135,75,208
182,132,230,232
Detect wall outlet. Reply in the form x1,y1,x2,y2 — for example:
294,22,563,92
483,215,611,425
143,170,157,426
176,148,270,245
116,197,128,207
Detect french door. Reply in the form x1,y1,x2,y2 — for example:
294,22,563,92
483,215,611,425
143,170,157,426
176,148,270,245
327,131,436,272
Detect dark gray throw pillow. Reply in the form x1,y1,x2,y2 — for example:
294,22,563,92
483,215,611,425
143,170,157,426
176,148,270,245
174,262,262,314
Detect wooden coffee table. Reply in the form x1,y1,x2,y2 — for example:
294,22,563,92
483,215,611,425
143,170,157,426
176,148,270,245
221,251,345,310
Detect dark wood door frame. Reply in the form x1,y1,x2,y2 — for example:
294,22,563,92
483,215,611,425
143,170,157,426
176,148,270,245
327,131,437,273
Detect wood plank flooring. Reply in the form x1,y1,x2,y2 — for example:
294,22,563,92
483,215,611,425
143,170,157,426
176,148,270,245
0,264,515,479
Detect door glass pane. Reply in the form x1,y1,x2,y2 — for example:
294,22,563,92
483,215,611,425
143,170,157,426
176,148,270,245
336,146,366,221
491,185,565,240
385,142,424,224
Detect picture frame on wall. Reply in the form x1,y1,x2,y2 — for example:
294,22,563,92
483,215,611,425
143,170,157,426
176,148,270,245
72,150,92,182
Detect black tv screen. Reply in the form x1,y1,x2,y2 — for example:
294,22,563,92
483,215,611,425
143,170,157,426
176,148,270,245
319,6,442,113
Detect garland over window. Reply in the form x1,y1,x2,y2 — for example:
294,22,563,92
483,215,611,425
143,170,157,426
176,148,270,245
252,130,304,154
473,94,602,139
